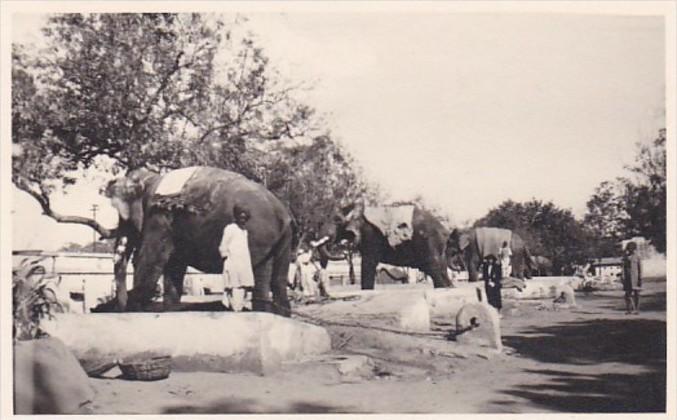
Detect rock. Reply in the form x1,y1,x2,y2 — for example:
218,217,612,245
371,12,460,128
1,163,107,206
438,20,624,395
41,312,331,375
423,284,485,318
455,303,502,351
283,354,374,383
14,337,94,414
503,277,580,300
300,291,431,332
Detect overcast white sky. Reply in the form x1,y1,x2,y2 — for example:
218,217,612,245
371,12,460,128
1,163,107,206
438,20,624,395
7,6,668,250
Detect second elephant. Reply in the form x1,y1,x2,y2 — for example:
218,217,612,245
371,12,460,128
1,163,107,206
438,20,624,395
447,227,533,282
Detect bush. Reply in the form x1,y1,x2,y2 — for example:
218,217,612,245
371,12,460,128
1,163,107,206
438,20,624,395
13,257,64,341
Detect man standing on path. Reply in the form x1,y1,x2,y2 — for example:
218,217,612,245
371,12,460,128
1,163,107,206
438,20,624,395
622,241,642,315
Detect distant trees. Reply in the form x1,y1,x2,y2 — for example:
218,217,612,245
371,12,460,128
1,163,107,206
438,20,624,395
12,13,373,243
476,129,667,273
584,129,666,253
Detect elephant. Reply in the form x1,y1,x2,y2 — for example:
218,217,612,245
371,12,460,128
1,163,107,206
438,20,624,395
530,255,553,276
320,203,454,289
102,166,293,316
447,227,533,283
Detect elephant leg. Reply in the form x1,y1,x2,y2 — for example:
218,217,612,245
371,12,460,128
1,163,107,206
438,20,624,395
163,255,187,308
252,259,274,313
113,238,133,311
425,257,453,288
467,257,480,282
127,216,175,311
360,253,380,290
270,230,292,317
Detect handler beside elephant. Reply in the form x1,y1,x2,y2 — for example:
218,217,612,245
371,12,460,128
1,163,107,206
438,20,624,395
103,166,293,316
447,227,533,283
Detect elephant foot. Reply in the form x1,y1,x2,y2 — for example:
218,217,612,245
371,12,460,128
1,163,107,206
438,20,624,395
272,300,292,317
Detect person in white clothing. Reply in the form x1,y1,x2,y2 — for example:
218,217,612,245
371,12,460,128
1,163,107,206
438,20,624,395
498,241,512,279
296,247,317,297
219,205,255,311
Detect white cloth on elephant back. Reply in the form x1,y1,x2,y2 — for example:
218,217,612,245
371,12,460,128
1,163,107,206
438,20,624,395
154,166,200,196
364,205,415,247
219,223,255,288
475,227,513,260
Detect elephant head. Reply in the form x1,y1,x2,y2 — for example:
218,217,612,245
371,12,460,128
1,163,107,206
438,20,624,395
321,203,363,249
102,169,155,234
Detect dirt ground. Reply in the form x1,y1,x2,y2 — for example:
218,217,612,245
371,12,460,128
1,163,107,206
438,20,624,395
88,278,667,414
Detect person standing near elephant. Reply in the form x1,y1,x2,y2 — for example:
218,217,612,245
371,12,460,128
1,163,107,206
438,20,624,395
622,241,642,315
498,241,512,278
482,255,502,313
219,205,255,312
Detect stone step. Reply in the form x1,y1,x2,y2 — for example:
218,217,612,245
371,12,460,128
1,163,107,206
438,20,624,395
42,312,331,375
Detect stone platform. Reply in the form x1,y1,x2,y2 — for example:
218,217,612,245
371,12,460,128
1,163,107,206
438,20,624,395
42,312,331,375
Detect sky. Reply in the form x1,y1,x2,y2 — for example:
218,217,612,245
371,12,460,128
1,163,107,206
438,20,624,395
6,5,669,251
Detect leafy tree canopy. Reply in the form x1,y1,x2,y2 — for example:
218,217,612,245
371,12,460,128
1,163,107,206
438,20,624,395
13,13,372,243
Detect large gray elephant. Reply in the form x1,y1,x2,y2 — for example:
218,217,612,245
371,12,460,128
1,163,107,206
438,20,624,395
102,166,293,316
447,227,533,282
321,203,454,289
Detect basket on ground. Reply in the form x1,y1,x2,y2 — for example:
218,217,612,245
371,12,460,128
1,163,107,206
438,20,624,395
118,355,172,381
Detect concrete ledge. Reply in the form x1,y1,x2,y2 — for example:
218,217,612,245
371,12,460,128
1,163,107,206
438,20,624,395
42,312,331,375
503,277,581,300
329,283,484,317
298,291,431,332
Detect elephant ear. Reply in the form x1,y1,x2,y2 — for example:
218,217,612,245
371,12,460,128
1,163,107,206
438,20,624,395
104,175,145,233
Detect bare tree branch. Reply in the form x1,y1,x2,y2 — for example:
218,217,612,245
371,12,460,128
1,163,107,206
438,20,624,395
14,179,116,239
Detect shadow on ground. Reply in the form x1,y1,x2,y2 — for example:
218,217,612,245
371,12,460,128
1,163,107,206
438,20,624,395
162,397,356,414
497,311,666,412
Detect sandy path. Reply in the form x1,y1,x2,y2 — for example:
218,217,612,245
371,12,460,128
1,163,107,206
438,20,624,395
89,278,666,414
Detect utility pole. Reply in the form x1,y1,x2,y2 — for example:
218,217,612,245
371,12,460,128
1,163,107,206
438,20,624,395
91,204,99,253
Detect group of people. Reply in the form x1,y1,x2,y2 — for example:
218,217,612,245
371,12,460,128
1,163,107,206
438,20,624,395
217,205,333,312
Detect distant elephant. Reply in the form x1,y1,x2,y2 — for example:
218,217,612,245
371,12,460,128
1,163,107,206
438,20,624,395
102,166,293,316
530,255,553,276
447,227,533,282
321,203,454,289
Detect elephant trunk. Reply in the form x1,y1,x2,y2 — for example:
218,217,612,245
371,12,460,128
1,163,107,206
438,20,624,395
317,242,346,262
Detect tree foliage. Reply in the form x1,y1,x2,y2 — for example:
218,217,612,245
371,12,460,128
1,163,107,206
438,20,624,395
12,13,364,242
262,136,381,243
584,129,666,253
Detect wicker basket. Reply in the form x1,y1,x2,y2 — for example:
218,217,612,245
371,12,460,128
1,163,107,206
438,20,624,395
118,355,172,381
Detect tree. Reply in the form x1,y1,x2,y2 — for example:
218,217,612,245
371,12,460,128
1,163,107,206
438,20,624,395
583,180,628,257
262,135,382,243
583,129,666,253
622,129,666,253
13,13,321,239
476,199,591,274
